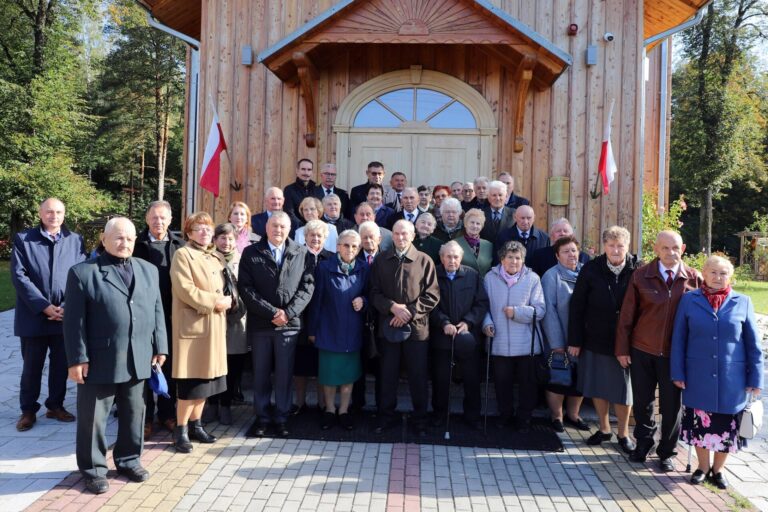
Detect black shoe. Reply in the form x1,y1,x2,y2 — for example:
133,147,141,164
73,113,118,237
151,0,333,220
117,465,150,482
586,431,613,445
339,413,354,431
564,416,591,431
709,471,728,489
464,417,482,431
321,412,336,430
690,469,707,485
276,422,290,437
289,404,305,416
188,419,217,443
630,440,654,462
84,476,109,494
659,458,675,472
551,419,565,433
174,425,193,453
201,403,218,424
430,415,445,428
245,420,268,438
411,423,428,438
617,436,636,454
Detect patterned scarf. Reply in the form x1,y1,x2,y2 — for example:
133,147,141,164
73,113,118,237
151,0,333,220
606,259,626,276
701,284,731,312
337,253,355,275
464,233,481,250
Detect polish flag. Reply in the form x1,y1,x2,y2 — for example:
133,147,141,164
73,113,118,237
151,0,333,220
199,112,227,197
598,100,617,195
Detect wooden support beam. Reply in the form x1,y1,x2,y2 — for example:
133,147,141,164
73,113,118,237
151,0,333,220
513,54,537,152
292,51,319,147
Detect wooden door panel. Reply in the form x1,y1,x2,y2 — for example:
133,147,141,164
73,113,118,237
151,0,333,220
346,133,411,191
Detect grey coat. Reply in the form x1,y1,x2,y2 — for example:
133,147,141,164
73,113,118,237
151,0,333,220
540,264,579,352
482,265,546,357
63,255,168,384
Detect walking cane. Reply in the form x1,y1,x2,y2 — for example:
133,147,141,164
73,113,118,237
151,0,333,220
444,333,456,440
686,443,693,473
483,335,493,436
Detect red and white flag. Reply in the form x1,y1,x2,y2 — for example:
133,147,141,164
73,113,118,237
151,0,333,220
199,111,227,197
598,99,617,195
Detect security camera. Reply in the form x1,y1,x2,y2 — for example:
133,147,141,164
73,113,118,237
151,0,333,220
604,32,615,42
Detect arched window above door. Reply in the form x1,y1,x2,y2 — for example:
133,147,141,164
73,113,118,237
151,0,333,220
354,87,477,129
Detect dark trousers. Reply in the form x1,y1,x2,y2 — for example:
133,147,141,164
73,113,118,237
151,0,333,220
431,347,482,422
209,353,247,407
76,379,145,479
19,335,68,413
492,355,538,421
144,353,176,423
378,339,429,426
630,348,682,459
251,331,297,424
352,350,381,410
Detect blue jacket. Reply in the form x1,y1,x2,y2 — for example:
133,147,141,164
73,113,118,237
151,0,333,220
670,289,764,414
308,257,369,353
11,226,87,337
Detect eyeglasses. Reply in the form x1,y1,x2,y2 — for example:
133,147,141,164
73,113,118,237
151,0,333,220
339,243,360,249
190,226,213,233
321,172,337,177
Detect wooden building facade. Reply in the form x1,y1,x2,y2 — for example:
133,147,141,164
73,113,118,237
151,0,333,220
139,0,708,250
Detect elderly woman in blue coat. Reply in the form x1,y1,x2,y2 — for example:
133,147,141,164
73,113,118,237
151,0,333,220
671,255,763,490
541,235,589,433
308,230,369,431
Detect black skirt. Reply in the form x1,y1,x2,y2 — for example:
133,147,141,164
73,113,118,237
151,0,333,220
176,376,227,400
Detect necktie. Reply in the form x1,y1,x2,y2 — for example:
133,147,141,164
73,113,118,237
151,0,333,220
395,193,402,211
367,254,373,265
406,212,413,222
665,269,674,288
326,188,332,196
272,248,281,267
493,211,501,223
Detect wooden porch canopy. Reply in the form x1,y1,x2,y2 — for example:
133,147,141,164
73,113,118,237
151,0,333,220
645,0,709,44
256,0,572,148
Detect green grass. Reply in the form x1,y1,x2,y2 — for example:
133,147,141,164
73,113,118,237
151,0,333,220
734,279,768,315
0,260,14,312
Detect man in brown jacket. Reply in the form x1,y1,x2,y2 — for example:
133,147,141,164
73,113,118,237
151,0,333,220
615,230,702,471
370,220,439,436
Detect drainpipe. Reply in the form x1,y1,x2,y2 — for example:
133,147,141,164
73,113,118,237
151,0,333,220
136,3,201,215
638,1,711,256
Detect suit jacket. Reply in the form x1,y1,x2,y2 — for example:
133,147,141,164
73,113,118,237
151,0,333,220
386,209,421,230
314,186,351,218
479,205,515,248
349,182,373,217
495,224,550,265
506,193,530,209
324,215,355,233
11,226,87,337
63,255,168,384
238,238,315,332
132,228,185,326
251,210,300,239
374,205,396,229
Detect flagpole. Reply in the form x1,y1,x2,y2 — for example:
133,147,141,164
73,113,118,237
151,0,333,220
207,93,235,190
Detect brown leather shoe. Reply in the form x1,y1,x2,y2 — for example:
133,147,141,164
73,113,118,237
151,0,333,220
45,408,75,422
144,423,153,439
16,411,36,431
161,418,177,433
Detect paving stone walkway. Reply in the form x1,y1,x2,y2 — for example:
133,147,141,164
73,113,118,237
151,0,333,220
1,309,766,512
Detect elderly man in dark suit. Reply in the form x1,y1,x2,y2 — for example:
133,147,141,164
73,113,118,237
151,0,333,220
11,198,87,432
430,241,488,430
239,211,315,438
64,217,168,494
251,187,300,238
133,200,185,437
495,205,550,264
314,163,351,216
370,219,439,437
479,180,515,246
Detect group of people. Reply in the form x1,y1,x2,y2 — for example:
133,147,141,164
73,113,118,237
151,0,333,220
9,159,763,495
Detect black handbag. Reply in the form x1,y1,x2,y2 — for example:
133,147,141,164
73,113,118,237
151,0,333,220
548,352,573,387
365,312,380,359
528,311,549,385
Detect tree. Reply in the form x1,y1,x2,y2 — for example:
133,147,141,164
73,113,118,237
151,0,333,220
670,0,768,254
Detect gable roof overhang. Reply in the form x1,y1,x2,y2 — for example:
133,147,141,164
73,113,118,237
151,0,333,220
644,0,710,50
136,0,202,40
257,0,572,91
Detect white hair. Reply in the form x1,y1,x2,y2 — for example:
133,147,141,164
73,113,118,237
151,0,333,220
439,239,464,257
488,180,507,195
358,221,380,238
440,197,462,215
473,176,489,186
104,216,135,235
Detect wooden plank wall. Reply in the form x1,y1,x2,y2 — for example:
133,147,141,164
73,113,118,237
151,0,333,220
643,42,671,208
194,0,648,250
